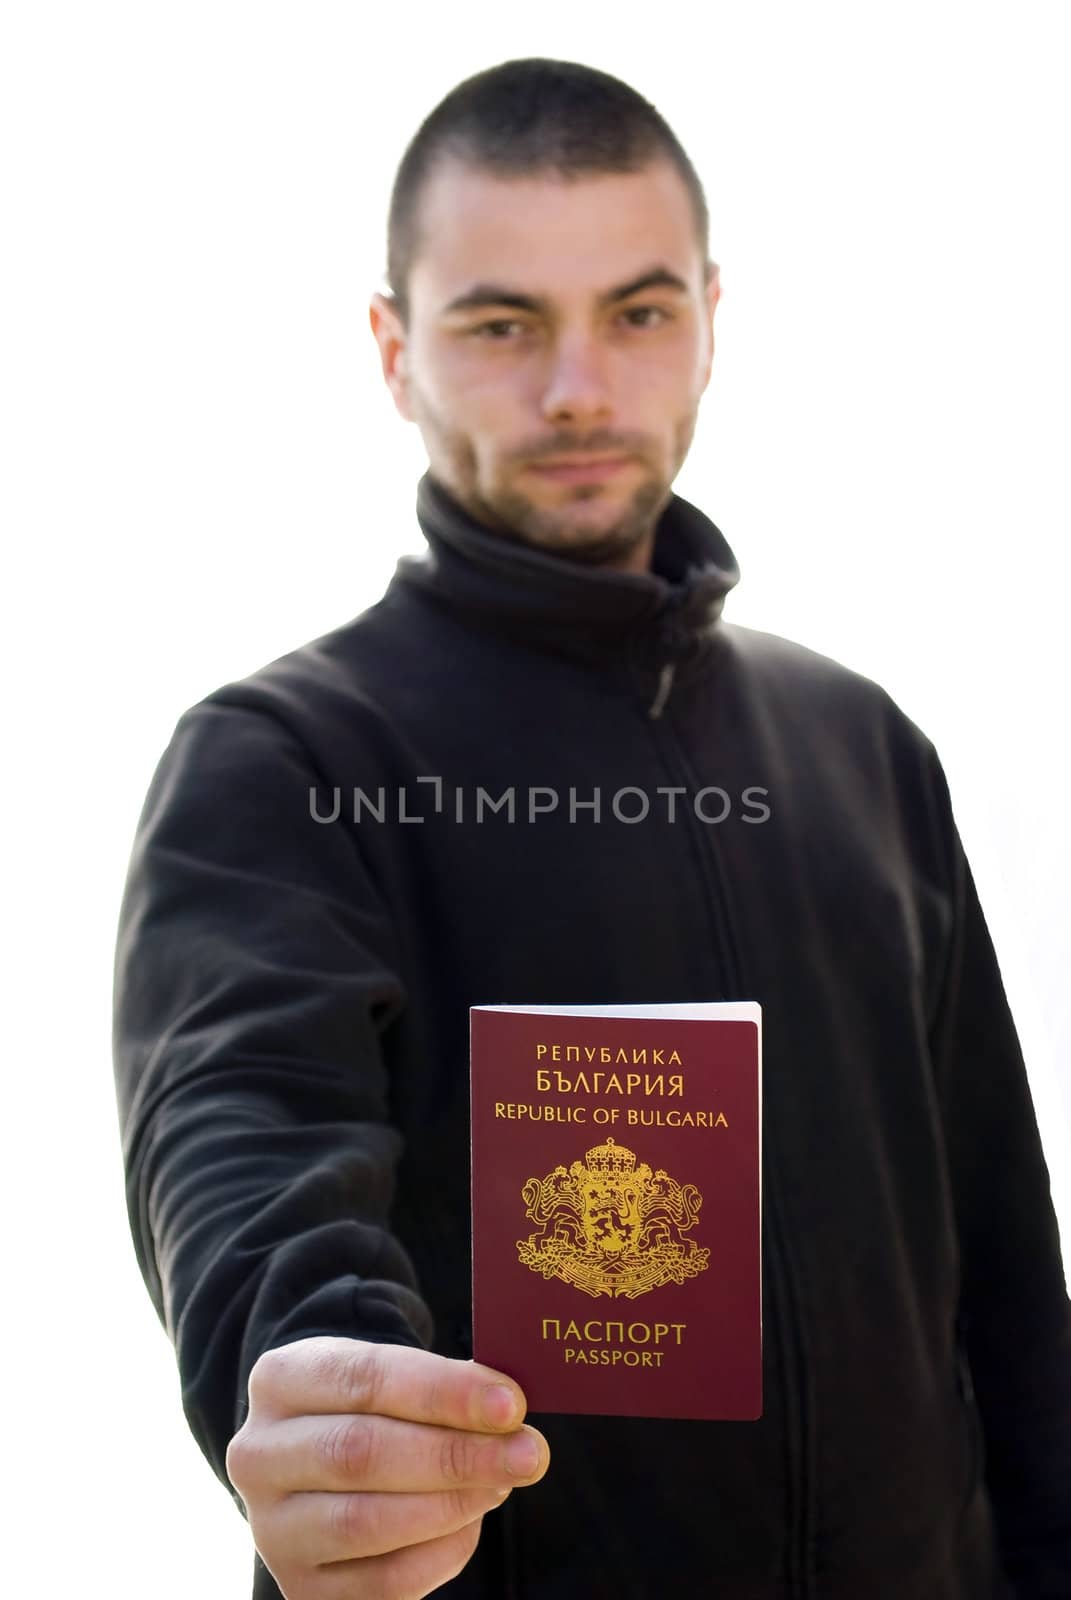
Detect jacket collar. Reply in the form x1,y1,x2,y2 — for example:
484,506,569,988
391,470,740,671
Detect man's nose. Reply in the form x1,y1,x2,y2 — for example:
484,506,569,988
540,335,614,423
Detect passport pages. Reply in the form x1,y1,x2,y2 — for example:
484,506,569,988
470,1001,762,1421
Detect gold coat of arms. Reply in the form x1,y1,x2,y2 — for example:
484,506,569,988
516,1137,710,1299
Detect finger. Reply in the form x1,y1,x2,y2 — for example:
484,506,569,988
271,1484,511,1565
249,1338,528,1433
242,1411,549,1494
311,1518,485,1600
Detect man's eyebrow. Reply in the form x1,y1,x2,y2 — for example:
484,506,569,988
439,266,692,318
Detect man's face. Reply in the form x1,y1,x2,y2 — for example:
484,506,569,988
370,157,720,573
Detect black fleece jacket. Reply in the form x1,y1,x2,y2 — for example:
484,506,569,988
112,472,1070,1599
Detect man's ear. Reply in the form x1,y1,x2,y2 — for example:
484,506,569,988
369,291,413,422
700,261,721,392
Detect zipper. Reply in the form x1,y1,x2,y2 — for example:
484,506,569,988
647,660,676,719
641,677,816,1597
764,1128,815,1596
642,593,689,720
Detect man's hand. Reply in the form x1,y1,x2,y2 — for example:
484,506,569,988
226,1336,549,1599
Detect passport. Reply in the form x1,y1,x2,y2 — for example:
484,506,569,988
470,1002,762,1421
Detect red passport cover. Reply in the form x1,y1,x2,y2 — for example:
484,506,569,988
470,1003,762,1421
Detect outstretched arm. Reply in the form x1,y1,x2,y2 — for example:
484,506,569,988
112,698,432,1484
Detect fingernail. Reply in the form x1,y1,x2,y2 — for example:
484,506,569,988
504,1429,541,1478
481,1383,520,1429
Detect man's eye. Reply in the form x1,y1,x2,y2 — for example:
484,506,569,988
467,308,671,339
622,305,671,328
472,319,527,339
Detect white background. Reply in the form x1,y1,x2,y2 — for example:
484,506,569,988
3,4,1068,1593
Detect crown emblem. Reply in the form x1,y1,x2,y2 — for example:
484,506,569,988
582,1137,637,1177
516,1137,709,1299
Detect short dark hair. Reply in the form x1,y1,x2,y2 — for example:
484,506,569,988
384,57,712,326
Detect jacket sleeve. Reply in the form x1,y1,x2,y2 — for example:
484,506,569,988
112,696,433,1495
925,750,1071,1597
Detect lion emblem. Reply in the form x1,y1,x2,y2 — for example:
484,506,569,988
517,1137,709,1299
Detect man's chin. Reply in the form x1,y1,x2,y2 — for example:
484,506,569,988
492,507,641,564
486,479,665,567
532,526,648,567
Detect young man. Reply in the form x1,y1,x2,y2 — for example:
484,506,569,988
112,58,1070,1600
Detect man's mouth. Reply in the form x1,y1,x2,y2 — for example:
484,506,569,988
528,456,631,483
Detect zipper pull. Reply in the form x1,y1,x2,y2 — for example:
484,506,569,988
647,660,676,719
